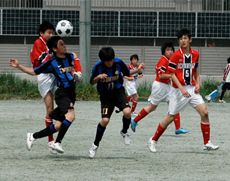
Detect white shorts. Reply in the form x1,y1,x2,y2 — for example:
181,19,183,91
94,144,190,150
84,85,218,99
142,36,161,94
168,85,205,115
37,73,57,98
148,81,171,105
125,80,137,96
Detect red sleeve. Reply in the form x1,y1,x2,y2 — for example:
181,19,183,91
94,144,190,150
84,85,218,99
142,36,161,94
168,53,179,73
156,57,168,75
30,40,45,68
74,57,82,72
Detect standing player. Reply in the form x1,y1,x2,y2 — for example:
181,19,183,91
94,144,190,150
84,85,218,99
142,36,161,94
219,57,230,103
130,42,188,135
88,47,144,158
147,29,219,152
9,21,56,152
124,54,143,113
11,36,82,153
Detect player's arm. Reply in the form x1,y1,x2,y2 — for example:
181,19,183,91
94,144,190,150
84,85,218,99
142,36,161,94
34,60,53,75
124,76,134,81
194,62,200,93
130,63,144,75
9,58,35,75
72,53,83,82
90,64,107,85
168,55,191,97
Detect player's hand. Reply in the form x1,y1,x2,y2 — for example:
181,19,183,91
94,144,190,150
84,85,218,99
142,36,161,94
195,83,200,93
138,63,144,71
138,74,143,78
73,71,82,82
98,73,108,81
9,58,19,68
180,88,191,98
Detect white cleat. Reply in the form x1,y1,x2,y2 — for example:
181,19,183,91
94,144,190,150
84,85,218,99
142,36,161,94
48,141,58,154
147,138,157,153
203,141,219,151
89,143,98,158
26,133,35,151
50,142,64,154
120,131,131,145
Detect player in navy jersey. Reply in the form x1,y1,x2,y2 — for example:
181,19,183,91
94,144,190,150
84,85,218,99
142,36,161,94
88,47,144,158
10,36,82,154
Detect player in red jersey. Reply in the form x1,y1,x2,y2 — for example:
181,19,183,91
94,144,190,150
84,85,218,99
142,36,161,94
130,42,188,135
9,21,57,153
124,54,143,113
147,28,219,152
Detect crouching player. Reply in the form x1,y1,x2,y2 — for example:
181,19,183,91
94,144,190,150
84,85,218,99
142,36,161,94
88,47,143,158
10,36,82,153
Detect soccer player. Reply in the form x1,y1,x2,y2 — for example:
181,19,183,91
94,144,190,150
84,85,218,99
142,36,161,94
10,36,82,153
147,28,219,152
130,42,188,135
124,54,143,113
9,21,56,152
88,47,144,158
219,57,230,103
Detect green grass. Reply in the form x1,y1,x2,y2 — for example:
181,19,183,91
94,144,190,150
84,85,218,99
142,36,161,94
0,74,229,101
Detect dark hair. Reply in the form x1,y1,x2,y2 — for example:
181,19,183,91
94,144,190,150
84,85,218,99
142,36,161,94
38,21,55,35
99,47,115,62
227,57,230,63
130,54,139,61
47,36,62,53
161,42,174,55
176,28,191,39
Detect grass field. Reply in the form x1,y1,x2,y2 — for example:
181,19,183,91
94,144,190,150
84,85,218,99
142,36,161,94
0,100,229,181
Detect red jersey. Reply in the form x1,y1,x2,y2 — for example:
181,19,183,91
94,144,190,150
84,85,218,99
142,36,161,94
30,36,48,68
127,64,138,79
155,55,171,84
168,48,199,88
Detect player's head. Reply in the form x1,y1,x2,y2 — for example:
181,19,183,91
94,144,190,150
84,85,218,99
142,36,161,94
130,54,139,66
38,21,55,41
227,57,230,63
176,28,192,49
99,47,115,68
47,36,67,56
161,42,174,59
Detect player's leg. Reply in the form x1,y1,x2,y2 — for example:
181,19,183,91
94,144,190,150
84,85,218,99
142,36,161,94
219,83,228,103
194,103,219,150
26,120,61,151
147,114,175,152
89,96,114,158
43,91,54,142
130,93,139,113
131,103,158,132
173,113,189,135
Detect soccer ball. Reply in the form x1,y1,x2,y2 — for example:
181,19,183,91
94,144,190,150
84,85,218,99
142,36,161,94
55,20,73,37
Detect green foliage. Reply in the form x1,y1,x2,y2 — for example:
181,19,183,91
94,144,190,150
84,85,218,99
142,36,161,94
200,79,221,96
137,81,151,100
0,73,39,99
76,82,99,101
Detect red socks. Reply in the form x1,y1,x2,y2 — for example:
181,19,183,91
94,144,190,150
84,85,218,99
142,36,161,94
45,116,54,142
152,123,165,141
173,113,181,130
201,122,210,144
131,100,137,113
134,108,148,123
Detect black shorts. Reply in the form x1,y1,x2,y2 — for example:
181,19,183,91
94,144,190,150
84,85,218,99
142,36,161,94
222,82,230,90
100,87,130,118
50,87,76,121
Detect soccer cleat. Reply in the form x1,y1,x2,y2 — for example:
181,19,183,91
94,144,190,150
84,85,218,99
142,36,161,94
175,128,189,135
89,143,98,158
48,141,58,154
218,99,226,103
50,142,64,154
130,117,138,132
120,131,131,145
203,141,219,151
26,133,35,151
147,138,157,153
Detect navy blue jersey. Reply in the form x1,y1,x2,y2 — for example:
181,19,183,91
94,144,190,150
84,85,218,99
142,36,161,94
34,53,75,88
90,58,130,93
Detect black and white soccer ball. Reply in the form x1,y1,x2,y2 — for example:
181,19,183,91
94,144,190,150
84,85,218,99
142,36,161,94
55,20,73,37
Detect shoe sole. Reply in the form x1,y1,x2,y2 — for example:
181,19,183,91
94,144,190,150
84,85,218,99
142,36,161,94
26,133,32,151
203,146,219,151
